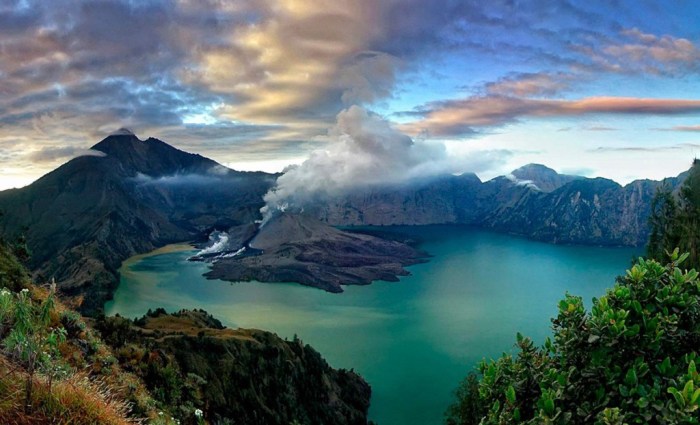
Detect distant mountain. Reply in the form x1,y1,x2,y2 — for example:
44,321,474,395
0,131,274,314
0,130,690,313
311,165,686,246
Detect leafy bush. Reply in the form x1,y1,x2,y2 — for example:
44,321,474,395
447,250,700,424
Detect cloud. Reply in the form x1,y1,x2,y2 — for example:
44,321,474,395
585,126,617,131
3,1,700,190
402,96,700,137
590,143,700,153
261,106,508,221
663,125,700,132
484,72,576,97
585,28,700,75
28,147,105,162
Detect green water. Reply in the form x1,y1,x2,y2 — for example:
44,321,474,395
105,226,638,425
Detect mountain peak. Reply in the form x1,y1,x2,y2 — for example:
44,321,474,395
90,132,221,177
511,163,558,178
109,127,136,137
510,163,579,192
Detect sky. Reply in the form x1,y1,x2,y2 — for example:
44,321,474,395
2,0,700,190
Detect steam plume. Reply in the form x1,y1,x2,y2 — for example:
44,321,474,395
261,106,479,223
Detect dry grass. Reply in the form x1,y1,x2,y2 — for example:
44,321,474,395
0,288,161,424
0,358,140,425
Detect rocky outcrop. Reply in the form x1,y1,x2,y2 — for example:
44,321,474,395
312,173,482,225
204,213,428,292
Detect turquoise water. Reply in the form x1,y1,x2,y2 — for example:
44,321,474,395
105,226,638,425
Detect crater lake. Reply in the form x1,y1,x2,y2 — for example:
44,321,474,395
105,226,638,425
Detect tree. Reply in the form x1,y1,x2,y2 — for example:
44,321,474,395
447,250,700,424
647,159,700,271
647,184,678,262
677,159,700,269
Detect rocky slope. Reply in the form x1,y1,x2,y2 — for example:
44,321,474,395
203,213,428,292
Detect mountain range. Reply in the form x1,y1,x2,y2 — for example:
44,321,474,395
0,131,687,314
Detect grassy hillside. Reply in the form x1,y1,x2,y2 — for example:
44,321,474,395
0,240,162,424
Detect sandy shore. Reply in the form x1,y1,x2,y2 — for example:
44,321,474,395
120,243,195,271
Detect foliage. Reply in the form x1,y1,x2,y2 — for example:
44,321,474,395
0,240,30,292
95,310,371,425
445,373,485,425
0,240,159,423
1,284,68,411
446,250,700,424
648,159,700,270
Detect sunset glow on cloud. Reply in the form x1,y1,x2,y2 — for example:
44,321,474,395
2,0,700,189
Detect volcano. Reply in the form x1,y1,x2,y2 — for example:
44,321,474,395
203,213,428,292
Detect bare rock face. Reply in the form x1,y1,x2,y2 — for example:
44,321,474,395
204,213,428,292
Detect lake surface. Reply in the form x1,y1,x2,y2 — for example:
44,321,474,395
105,226,638,425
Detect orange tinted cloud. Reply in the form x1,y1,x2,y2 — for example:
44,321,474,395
402,96,700,137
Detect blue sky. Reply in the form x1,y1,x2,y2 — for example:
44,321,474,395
2,0,700,189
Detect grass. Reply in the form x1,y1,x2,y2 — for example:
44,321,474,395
0,357,138,425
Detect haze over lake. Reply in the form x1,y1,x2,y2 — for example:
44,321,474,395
106,226,637,425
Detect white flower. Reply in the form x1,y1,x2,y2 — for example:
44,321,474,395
21,288,29,293
158,411,163,416
194,408,203,417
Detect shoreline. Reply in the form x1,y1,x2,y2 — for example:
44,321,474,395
119,243,196,273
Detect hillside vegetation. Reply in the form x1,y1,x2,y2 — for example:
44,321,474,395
0,238,372,424
446,160,700,424
95,309,371,425
0,239,160,424
648,159,700,270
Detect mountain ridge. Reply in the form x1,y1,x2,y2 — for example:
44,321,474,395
0,132,690,313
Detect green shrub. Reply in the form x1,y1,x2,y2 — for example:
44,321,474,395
447,250,700,424
1,286,67,411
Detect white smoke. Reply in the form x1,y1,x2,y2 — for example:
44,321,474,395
196,232,230,256
504,174,541,191
261,106,507,223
